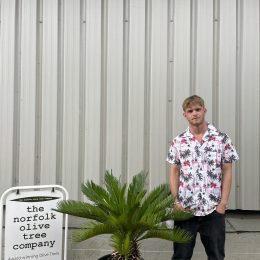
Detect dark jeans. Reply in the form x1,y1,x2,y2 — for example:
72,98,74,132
172,210,225,260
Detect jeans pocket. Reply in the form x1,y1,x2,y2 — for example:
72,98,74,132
214,210,225,216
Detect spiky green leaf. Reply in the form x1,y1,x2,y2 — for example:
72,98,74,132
54,200,107,222
72,222,115,242
140,227,192,243
127,171,147,207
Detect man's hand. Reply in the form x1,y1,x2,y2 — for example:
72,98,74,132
173,202,184,211
173,201,191,212
216,202,227,214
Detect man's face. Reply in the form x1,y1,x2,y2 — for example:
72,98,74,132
183,104,207,127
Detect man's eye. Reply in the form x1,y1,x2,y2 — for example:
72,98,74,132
195,108,201,112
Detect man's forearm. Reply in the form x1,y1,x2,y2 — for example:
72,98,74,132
217,162,232,214
220,163,232,205
169,164,180,200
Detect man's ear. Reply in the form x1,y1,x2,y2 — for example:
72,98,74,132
183,111,186,118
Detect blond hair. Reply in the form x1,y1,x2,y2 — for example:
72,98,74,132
182,95,205,111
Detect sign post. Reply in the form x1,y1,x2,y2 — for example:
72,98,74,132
0,185,68,260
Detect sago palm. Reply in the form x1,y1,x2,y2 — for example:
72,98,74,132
55,171,192,260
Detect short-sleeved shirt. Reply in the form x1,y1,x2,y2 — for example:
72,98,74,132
166,123,239,216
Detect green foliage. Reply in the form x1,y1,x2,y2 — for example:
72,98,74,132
55,170,192,259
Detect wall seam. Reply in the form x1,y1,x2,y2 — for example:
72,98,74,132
259,0,260,210
12,0,22,186
190,0,198,95
56,0,65,185
34,0,43,185
166,0,175,178
0,0,2,37
100,0,108,183
144,0,152,181
78,0,86,199
122,0,130,182
212,0,220,127
235,0,243,208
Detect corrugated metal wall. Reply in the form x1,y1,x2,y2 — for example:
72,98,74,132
0,0,259,210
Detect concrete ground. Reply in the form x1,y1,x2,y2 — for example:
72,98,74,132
67,211,260,260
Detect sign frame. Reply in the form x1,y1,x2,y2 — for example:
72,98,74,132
0,185,68,260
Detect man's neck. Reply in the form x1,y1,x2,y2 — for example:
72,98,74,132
189,122,208,136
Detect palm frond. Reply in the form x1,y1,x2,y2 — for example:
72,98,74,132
153,194,173,212
54,200,107,222
111,232,134,257
72,222,115,242
127,171,147,207
81,181,115,213
139,226,192,244
104,171,128,214
127,222,156,239
168,209,194,221
137,184,170,220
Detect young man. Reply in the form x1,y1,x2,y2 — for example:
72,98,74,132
166,95,239,260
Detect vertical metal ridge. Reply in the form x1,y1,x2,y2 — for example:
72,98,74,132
144,0,152,175
100,0,108,183
212,0,220,126
190,0,198,95
166,0,174,176
259,0,260,210
235,0,243,208
12,0,22,186
34,0,43,185
78,0,86,198
0,0,2,37
122,0,130,182
56,0,65,185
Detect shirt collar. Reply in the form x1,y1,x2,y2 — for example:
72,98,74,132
184,123,219,139
205,123,219,136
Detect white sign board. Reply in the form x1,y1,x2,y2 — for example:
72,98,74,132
4,189,65,260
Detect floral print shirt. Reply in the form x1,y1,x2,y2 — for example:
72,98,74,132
166,123,239,216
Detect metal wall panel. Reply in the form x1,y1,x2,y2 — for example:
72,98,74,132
19,0,37,185
62,0,81,199
171,0,191,138
196,0,213,121
240,0,260,210
41,0,58,184
0,0,259,210
218,0,237,207
106,0,124,179
0,0,16,191
84,0,102,185
128,0,145,180
150,0,168,187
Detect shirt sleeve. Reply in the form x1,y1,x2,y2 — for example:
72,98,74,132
166,140,181,166
222,135,239,163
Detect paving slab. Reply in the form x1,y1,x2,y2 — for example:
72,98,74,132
226,211,260,232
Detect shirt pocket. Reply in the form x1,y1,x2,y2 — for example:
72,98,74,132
207,151,221,166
